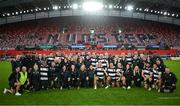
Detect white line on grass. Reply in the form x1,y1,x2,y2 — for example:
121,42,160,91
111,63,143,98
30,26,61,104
158,97,180,99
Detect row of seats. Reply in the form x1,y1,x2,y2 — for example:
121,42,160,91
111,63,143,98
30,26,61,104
0,17,179,50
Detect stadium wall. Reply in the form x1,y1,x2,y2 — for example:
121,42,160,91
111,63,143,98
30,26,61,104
0,10,180,25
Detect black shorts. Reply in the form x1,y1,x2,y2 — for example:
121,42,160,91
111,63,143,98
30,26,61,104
144,79,152,84
97,78,104,82
110,78,116,82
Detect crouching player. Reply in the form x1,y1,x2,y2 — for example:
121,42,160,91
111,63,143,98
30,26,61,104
60,65,69,90
160,68,177,93
49,62,58,89
105,62,116,89
115,63,124,87
87,65,95,87
152,64,162,91
70,64,80,89
80,64,88,88
122,64,133,89
133,66,142,87
142,62,153,91
94,62,106,89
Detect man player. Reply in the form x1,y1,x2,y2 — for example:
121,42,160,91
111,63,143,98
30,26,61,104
105,62,116,89
94,62,106,89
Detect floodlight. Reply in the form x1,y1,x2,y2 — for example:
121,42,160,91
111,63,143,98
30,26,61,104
104,5,108,8
53,6,58,10
72,4,78,9
82,1,103,11
164,12,167,15
144,8,149,12
126,5,134,11
119,29,122,34
109,5,113,9
90,29,95,34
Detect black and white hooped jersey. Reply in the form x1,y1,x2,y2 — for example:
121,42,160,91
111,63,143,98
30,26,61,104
55,56,64,61
107,68,116,80
142,67,153,78
95,67,105,79
47,57,54,66
40,66,49,81
153,69,161,81
97,58,108,69
116,68,124,79
125,56,133,65
91,58,98,69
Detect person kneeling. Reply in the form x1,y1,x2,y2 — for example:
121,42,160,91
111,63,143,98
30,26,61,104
94,62,106,89
160,68,177,93
17,66,30,96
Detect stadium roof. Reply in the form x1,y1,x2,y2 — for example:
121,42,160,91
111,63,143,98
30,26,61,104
0,0,180,17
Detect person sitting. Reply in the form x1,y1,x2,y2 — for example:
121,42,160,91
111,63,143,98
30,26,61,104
3,67,20,95
142,62,153,91
4,66,30,96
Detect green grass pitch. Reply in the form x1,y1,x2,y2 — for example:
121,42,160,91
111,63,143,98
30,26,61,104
0,60,180,105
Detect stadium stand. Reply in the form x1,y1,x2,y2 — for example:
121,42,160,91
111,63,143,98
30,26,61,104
0,17,180,51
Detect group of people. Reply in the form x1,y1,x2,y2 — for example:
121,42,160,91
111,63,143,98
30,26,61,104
3,52,177,96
